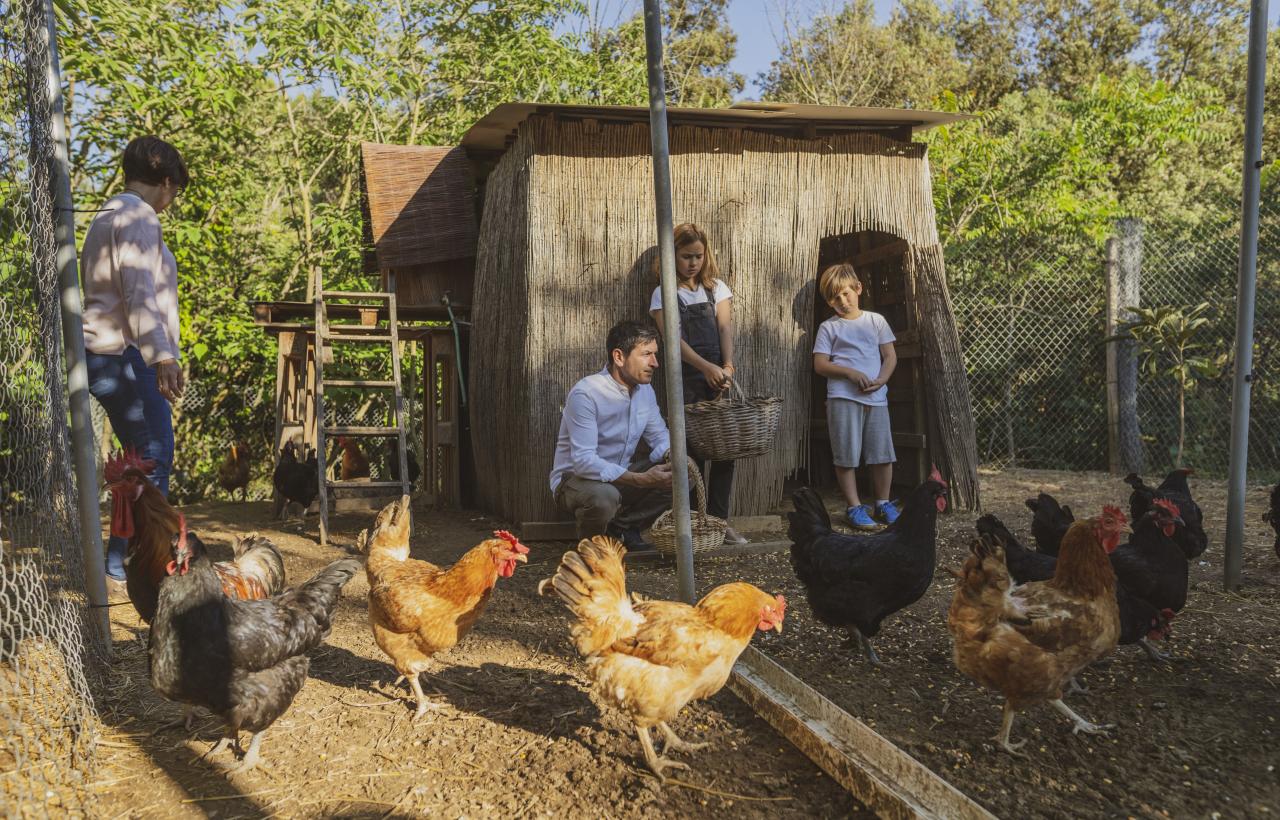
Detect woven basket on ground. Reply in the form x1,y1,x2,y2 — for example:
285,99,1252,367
685,380,783,461
649,456,726,556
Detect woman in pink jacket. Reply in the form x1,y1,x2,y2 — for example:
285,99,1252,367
80,136,187,589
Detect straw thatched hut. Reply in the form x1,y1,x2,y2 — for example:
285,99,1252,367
357,102,981,526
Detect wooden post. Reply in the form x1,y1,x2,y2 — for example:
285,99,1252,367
1106,220,1144,475
1105,238,1121,473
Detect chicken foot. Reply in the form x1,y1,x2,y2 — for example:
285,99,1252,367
636,725,690,782
1138,637,1171,662
992,701,1027,756
404,672,446,720
1050,699,1114,737
842,629,883,666
226,732,264,775
149,705,197,736
201,732,237,763
658,722,710,755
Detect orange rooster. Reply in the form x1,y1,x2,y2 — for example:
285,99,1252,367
336,436,370,481
539,536,786,780
948,506,1128,755
217,440,251,501
360,496,528,719
106,450,286,624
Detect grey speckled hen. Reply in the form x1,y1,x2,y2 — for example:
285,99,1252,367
148,527,359,773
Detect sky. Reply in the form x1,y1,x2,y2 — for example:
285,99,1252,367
725,0,895,98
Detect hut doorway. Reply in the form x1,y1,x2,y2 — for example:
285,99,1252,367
807,231,930,497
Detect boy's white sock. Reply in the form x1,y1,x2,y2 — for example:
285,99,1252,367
876,499,890,507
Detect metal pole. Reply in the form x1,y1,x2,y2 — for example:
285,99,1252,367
41,0,111,649
1223,0,1268,591
641,0,695,603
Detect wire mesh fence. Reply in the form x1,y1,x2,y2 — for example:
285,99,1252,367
950,189,1280,479
1,0,104,813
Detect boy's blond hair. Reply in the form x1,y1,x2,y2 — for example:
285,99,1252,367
819,263,861,304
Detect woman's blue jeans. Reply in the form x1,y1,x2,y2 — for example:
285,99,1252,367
86,346,173,580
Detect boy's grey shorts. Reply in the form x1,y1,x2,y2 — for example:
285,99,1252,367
827,398,896,468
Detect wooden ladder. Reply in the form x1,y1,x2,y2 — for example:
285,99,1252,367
312,273,411,546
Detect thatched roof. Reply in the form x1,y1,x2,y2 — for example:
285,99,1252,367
462,102,971,154
359,142,477,271
467,115,980,524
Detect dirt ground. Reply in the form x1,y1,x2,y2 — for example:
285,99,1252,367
91,467,1280,819
91,500,864,819
652,467,1277,820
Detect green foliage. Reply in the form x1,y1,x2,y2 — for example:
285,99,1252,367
1113,302,1229,466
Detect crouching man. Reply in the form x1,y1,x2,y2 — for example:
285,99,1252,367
549,320,673,554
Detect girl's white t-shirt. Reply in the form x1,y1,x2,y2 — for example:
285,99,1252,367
648,279,733,312
812,311,896,405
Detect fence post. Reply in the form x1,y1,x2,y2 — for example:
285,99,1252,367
1106,220,1144,475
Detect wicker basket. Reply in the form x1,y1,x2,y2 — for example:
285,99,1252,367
685,380,783,461
649,457,726,556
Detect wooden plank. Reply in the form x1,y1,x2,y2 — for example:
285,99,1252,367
325,425,400,436
521,517,786,543
850,239,910,268
729,647,996,820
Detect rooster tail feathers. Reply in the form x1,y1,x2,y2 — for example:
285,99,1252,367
232,533,287,596
538,536,638,656
787,487,832,546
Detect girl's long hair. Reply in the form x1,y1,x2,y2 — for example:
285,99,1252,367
656,222,722,291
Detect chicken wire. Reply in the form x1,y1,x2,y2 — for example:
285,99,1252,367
949,198,1280,478
1,0,104,814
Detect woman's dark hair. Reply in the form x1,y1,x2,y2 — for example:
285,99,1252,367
122,136,189,188
606,320,659,365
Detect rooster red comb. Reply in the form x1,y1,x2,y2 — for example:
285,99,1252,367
1152,498,1182,517
1101,504,1127,524
928,464,948,488
494,530,529,554
104,448,156,483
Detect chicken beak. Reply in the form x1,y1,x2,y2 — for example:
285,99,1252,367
1122,525,1134,535
773,620,783,634
514,552,528,564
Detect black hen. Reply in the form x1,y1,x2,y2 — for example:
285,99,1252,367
1110,497,1192,615
1125,469,1207,559
788,476,948,665
1024,492,1074,556
272,441,320,519
974,513,1175,653
384,440,421,487
975,514,1055,583
149,525,360,773
1266,483,1280,559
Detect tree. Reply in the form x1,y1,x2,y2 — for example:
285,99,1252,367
1113,303,1227,467
664,0,745,106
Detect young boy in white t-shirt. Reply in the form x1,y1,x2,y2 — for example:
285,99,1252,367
812,263,899,530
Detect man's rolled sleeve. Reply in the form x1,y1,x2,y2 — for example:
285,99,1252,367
565,391,627,483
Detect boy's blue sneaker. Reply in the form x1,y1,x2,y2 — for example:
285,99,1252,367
876,501,900,525
847,505,878,531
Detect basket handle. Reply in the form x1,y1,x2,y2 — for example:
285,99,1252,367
714,379,746,403
681,455,709,516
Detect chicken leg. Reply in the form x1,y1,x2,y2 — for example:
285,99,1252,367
658,722,710,755
405,672,445,720
993,701,1027,756
1050,699,1114,736
842,628,883,666
1138,637,1171,662
150,705,197,736
227,731,264,775
1066,676,1089,696
201,731,237,763
636,725,690,782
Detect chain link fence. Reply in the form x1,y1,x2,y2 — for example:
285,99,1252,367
1,0,104,813
950,188,1280,479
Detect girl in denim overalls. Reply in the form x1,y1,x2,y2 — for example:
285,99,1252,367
649,223,746,544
